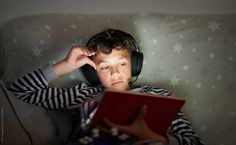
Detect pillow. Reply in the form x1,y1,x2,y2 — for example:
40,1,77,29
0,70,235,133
0,80,63,145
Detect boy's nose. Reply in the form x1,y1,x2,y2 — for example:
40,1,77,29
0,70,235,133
110,67,120,76
111,66,119,73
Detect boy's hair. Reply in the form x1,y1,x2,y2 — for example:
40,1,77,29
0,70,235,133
82,28,143,86
86,28,137,59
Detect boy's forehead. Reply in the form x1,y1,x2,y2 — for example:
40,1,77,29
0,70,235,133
94,49,130,63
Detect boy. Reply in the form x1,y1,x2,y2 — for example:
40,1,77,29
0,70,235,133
9,28,203,145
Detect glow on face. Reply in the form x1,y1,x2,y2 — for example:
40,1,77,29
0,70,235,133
95,49,132,91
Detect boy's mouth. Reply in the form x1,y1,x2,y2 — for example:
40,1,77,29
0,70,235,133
111,80,123,86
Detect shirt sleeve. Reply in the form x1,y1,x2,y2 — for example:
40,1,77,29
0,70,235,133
167,112,204,145
8,64,104,110
142,86,204,145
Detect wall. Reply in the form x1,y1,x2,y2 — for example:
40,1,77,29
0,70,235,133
1,0,236,27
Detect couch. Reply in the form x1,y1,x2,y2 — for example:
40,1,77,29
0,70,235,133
0,13,236,145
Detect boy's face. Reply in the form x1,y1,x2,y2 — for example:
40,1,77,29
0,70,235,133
94,49,132,91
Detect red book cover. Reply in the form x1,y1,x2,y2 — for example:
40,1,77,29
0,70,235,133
91,90,185,134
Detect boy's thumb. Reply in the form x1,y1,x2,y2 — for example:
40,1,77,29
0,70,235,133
135,105,147,121
86,59,96,70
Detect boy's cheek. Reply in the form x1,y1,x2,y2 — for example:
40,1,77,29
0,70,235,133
97,72,110,84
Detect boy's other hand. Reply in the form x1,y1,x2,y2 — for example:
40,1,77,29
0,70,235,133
103,105,168,143
52,46,96,75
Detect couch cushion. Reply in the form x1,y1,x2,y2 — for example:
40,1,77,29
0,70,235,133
0,80,64,145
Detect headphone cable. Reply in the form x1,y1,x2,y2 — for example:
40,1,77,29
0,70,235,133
129,76,139,86
0,84,33,145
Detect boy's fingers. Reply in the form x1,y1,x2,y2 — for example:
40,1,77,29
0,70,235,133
86,58,96,70
74,46,96,55
84,49,96,56
103,118,116,127
135,105,147,121
141,105,147,114
104,118,123,129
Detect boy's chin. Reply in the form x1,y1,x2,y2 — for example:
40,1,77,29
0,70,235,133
108,85,130,91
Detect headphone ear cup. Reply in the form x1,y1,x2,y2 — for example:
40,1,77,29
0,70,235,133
81,64,101,86
131,51,143,76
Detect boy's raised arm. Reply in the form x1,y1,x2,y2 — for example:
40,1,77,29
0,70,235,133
8,47,103,110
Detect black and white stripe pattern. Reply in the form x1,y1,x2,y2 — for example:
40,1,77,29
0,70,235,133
9,69,104,110
169,112,204,145
9,69,204,145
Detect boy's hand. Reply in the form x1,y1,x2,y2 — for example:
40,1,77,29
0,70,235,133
53,46,96,75
103,105,168,143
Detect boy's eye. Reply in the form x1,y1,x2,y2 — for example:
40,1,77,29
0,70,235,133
120,62,127,66
101,66,109,70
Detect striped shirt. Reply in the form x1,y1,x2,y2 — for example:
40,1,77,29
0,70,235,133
8,65,204,145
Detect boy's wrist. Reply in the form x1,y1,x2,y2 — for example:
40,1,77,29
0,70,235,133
52,60,74,76
40,64,58,82
139,131,168,143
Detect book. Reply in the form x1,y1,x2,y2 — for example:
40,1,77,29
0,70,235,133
91,90,185,134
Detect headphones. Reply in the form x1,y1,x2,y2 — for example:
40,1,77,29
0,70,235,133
81,29,143,86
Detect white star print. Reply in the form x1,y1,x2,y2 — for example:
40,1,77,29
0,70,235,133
230,111,236,117
196,82,202,88
181,19,187,24
183,65,189,71
217,75,222,80
228,56,233,61
173,43,184,53
40,40,44,44
208,109,213,113
169,76,180,87
45,25,51,30
209,53,215,58
31,46,42,58
200,125,206,131
71,38,84,46
118,133,130,140
143,59,146,65
71,24,77,29
152,39,158,44
208,22,220,32
185,81,189,85
77,17,83,20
